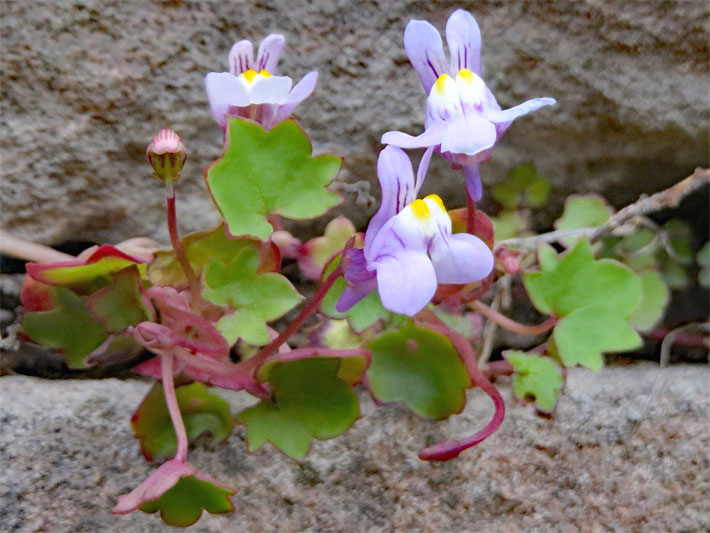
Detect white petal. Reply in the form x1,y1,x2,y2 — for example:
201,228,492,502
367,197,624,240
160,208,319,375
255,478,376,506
204,72,249,129
249,76,293,105
375,250,437,315
429,232,493,284
440,115,496,156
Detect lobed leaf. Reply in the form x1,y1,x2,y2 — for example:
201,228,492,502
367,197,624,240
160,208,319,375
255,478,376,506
237,358,360,459
554,194,613,247
86,266,151,332
205,118,342,240
629,270,669,332
506,351,564,412
367,322,470,419
131,382,233,462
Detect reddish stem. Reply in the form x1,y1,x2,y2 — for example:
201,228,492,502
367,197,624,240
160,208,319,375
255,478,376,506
645,327,710,349
482,360,514,379
165,182,200,302
233,263,344,375
471,300,557,336
161,352,189,463
466,192,477,235
265,347,371,366
415,321,506,461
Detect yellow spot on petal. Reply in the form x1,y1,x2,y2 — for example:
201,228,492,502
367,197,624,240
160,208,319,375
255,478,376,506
424,194,447,213
259,69,271,77
457,68,474,83
243,69,257,83
434,73,450,94
410,199,431,219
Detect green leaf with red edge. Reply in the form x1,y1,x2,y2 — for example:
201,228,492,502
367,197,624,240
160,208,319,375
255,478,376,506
147,223,278,289
20,276,54,312
505,351,564,412
298,216,357,280
22,286,107,368
139,474,235,527
367,322,470,419
86,266,150,332
132,382,233,462
201,247,302,345
238,358,360,459
26,245,144,286
205,117,342,240
523,238,642,370
319,255,392,333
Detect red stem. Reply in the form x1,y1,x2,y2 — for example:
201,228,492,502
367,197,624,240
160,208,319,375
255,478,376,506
161,352,189,463
415,321,506,461
165,183,199,302
645,327,710,348
233,263,344,375
471,300,557,336
466,192,477,235
482,360,514,379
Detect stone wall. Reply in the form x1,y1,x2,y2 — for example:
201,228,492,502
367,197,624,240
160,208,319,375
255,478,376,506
2,0,708,245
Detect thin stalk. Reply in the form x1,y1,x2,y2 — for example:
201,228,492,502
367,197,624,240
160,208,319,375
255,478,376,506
466,191,477,235
161,352,189,463
165,180,199,302
471,300,557,336
0,229,75,263
235,263,344,375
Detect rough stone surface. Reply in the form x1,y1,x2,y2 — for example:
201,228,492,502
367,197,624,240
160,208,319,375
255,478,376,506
1,364,709,532
1,1,708,246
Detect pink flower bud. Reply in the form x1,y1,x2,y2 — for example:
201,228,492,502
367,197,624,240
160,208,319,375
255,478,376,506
147,128,187,182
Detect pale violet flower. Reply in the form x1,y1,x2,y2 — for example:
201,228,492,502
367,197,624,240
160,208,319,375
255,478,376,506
205,34,318,130
336,146,493,316
382,9,555,201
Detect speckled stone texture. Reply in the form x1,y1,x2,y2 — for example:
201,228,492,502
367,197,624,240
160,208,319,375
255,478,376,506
1,364,708,532
1,0,708,246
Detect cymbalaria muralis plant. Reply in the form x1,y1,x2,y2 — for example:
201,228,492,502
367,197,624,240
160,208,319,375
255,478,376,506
20,9,684,527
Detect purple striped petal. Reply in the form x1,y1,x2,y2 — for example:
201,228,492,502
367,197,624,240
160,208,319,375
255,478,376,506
256,34,285,73
374,250,437,315
205,72,250,129
364,146,416,257
446,9,482,76
404,19,449,94
273,71,318,123
381,121,447,149
228,40,254,76
429,232,493,284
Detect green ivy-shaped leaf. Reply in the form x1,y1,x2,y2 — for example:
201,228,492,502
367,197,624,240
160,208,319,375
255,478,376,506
367,322,470,419
202,247,302,345
139,475,235,527
206,118,342,240
629,270,669,332
554,194,613,247
132,382,233,462
506,351,564,412
87,267,150,332
237,358,360,459
492,163,550,208
492,210,531,241
319,255,392,333
22,286,107,368
524,238,642,370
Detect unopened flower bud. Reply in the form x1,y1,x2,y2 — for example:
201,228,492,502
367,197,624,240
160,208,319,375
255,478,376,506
147,128,187,182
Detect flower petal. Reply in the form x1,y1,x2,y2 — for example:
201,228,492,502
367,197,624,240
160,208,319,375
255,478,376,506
205,72,250,129
381,121,447,149
414,145,435,194
440,115,496,156
430,232,493,284
375,250,437,315
256,34,285,73
228,40,254,76
364,146,416,257
484,97,556,124
249,75,293,104
273,71,318,123
404,19,449,94
446,9,482,76
464,164,483,202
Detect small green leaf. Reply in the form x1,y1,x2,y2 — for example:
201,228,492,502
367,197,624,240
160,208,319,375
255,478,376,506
696,242,710,288
629,270,670,332
506,351,564,412
524,238,642,369
206,118,342,240
132,382,233,462
321,319,364,349
237,358,360,459
87,267,150,332
492,163,549,208
319,256,391,333
492,210,530,241
554,194,613,247
202,247,303,345
663,219,694,264
298,216,357,280
22,286,107,368
660,258,689,289
139,475,235,527
367,322,470,419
